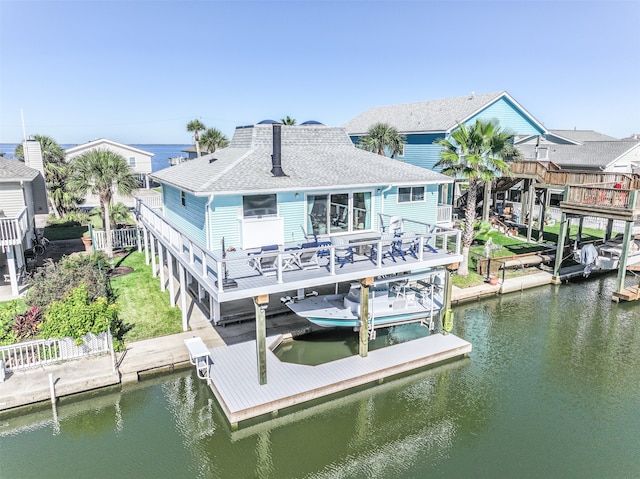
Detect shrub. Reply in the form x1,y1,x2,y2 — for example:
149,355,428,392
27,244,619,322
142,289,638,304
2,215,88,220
12,306,43,341
0,300,25,345
40,284,123,348
26,253,113,309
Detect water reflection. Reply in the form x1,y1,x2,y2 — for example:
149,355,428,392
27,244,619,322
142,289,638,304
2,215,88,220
2,276,640,478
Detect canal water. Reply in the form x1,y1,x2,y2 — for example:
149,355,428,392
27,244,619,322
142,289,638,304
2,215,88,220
2,276,639,478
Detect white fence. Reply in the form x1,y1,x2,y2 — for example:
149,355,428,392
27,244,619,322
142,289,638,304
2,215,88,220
0,332,112,372
92,228,140,251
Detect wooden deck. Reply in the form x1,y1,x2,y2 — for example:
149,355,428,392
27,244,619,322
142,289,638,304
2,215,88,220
203,333,471,426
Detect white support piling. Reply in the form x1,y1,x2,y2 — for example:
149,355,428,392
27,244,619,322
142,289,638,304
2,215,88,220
158,243,166,291
49,373,56,404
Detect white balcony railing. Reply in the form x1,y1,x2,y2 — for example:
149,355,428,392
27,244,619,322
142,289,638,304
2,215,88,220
0,207,29,247
436,204,452,224
136,199,462,298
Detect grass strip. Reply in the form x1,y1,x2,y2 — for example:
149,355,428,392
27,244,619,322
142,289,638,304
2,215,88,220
110,251,182,342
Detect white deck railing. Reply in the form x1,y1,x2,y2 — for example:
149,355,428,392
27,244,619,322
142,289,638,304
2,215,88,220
0,207,29,247
0,332,111,372
136,199,462,296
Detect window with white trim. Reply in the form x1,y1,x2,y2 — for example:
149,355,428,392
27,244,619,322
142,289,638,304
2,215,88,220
129,157,136,167
243,194,277,218
398,186,425,203
181,191,186,207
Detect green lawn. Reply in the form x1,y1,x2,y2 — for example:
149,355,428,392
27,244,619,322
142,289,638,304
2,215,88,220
110,251,182,342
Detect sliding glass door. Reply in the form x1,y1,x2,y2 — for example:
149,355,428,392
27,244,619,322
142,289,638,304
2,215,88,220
307,191,371,235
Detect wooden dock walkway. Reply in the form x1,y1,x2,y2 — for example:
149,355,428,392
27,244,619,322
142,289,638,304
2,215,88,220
204,333,471,426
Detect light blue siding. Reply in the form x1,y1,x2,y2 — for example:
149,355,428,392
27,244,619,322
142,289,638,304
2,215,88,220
402,133,445,171
208,195,242,250
163,185,207,245
279,192,307,243
467,97,544,136
381,184,439,226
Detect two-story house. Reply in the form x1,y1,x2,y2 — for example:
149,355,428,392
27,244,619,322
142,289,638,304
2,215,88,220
138,122,462,327
0,140,49,297
65,139,154,205
345,91,548,209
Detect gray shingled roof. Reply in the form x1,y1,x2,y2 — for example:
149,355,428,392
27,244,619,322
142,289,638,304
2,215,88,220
517,141,640,169
0,158,39,182
152,124,452,195
343,92,507,135
549,130,619,143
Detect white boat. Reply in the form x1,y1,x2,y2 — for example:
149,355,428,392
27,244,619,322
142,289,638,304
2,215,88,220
283,271,445,330
575,235,640,276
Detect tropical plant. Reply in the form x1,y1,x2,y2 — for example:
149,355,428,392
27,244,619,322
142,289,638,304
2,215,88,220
281,116,296,125
12,306,43,341
199,127,229,154
186,119,206,158
358,122,406,158
68,149,139,257
435,119,520,275
90,202,132,229
14,134,81,218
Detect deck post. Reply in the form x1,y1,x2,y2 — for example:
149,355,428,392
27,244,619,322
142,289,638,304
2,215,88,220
6,247,18,296
577,216,584,243
605,218,614,242
143,228,150,265
614,220,634,296
482,180,492,223
254,295,269,385
179,263,188,331
553,212,569,279
359,277,373,358
150,234,157,278
158,242,166,291
167,253,176,307
209,294,220,323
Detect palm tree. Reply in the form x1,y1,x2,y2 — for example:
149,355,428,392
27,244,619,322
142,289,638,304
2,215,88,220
14,134,73,218
358,122,405,158
69,149,139,258
186,119,206,158
281,116,296,125
200,127,229,154
435,119,520,276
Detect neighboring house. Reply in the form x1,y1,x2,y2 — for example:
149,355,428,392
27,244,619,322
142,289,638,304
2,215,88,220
65,139,154,203
516,129,620,146
168,146,211,166
344,91,547,204
151,122,454,252
0,140,49,296
516,140,640,173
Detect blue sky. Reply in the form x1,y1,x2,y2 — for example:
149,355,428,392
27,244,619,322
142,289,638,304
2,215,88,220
1,0,638,144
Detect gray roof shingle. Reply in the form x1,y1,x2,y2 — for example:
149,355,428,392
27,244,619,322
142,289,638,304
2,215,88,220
152,124,452,195
517,141,640,169
548,130,620,143
0,158,39,182
343,92,506,135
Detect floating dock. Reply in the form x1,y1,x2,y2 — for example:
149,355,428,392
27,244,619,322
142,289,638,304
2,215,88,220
203,333,471,426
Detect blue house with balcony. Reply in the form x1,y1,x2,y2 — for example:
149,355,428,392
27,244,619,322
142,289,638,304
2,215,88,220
140,121,462,328
344,91,548,205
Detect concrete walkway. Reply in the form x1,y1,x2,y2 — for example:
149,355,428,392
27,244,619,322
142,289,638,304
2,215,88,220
0,270,556,412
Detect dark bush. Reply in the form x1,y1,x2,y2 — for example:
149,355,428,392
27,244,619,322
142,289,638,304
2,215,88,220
26,253,113,308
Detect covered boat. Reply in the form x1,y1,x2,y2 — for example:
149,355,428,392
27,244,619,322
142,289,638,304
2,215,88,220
283,271,444,331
